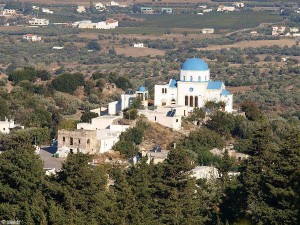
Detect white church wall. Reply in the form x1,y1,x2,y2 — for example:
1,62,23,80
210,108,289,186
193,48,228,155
180,70,210,82
154,84,169,106
177,81,208,109
138,110,181,130
108,101,119,115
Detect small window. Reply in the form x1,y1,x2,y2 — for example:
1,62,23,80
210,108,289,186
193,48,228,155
78,139,81,144
70,149,73,154
154,116,157,121
63,137,65,142
198,76,201,82
195,96,198,108
190,76,193,81
176,119,179,122
87,139,90,144
183,76,186,81
165,88,167,94
70,137,73,145
3,128,5,131
162,88,164,94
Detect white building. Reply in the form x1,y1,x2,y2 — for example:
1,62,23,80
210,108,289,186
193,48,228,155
290,27,299,33
133,43,144,48
77,6,86,13
234,2,244,8
56,113,130,156
95,2,106,11
142,146,170,164
190,166,220,180
154,58,233,113
2,9,16,16
76,19,118,29
0,118,24,134
108,87,149,115
203,9,213,13
42,8,54,14
217,5,236,12
138,105,187,130
110,1,119,6
272,26,286,36
23,34,42,42
202,28,214,34
29,18,49,26
96,19,118,29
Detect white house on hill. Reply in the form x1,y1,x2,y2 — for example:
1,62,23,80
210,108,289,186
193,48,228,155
154,58,233,113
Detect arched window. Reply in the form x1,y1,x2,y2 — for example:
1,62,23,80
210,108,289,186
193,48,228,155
198,76,201,82
183,76,186,81
190,76,193,81
190,96,194,107
185,96,188,106
195,96,198,108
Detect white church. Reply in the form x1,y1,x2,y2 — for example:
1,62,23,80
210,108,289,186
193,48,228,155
154,58,233,113
106,57,233,130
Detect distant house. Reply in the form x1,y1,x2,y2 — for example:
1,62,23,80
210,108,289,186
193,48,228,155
133,43,144,48
32,6,39,10
293,33,300,37
29,18,49,26
203,9,213,13
56,114,130,157
2,9,16,16
217,5,235,12
272,26,286,36
141,7,154,14
161,8,172,14
77,6,86,13
147,147,169,164
190,166,220,180
42,8,54,14
0,118,24,134
95,19,118,29
202,28,214,34
23,34,42,42
290,27,299,33
234,2,244,8
250,31,258,35
52,46,64,50
110,1,119,6
95,2,106,11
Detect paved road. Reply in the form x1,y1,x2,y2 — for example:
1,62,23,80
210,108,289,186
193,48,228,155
39,146,65,171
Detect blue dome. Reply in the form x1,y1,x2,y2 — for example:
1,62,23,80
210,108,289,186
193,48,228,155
181,58,209,71
138,86,146,92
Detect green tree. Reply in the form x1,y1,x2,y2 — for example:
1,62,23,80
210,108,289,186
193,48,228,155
80,111,98,123
0,147,47,224
87,40,101,51
239,127,300,224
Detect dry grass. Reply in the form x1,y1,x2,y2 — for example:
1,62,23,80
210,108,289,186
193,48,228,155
115,46,165,57
199,39,297,51
19,0,210,5
140,121,184,150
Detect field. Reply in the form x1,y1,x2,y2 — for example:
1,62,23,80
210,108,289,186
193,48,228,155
114,47,165,57
200,39,298,51
121,11,282,30
18,0,211,5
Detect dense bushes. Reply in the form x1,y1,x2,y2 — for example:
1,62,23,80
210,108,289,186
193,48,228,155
52,73,84,94
8,67,51,84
